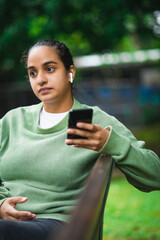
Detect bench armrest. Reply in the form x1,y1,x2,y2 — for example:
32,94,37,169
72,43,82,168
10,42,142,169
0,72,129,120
53,156,114,240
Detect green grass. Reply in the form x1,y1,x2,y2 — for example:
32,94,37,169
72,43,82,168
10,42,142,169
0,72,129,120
103,177,160,240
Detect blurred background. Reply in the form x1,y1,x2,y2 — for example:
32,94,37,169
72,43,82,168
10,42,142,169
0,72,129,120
0,0,160,239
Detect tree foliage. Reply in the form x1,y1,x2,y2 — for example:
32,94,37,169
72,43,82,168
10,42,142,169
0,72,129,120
0,0,160,82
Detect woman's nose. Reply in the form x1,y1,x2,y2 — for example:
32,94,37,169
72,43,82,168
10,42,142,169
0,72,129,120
37,72,47,85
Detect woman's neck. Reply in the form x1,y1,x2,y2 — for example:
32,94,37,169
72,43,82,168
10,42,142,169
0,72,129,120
42,96,74,113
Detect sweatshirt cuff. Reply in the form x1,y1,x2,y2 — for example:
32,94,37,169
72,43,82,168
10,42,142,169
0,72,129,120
99,126,131,160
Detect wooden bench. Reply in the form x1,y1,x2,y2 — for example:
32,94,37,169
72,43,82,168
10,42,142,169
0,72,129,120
51,155,114,240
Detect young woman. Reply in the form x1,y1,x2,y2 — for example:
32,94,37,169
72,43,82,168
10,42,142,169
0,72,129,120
0,40,159,240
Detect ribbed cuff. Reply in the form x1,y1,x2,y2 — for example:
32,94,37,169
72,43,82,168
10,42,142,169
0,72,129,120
99,126,131,161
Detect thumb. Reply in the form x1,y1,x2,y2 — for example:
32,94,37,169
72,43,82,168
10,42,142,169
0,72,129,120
9,196,28,205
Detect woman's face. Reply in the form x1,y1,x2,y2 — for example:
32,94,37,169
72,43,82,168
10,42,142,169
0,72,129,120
27,46,74,108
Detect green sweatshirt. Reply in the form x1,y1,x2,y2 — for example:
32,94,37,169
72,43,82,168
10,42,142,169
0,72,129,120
0,98,160,222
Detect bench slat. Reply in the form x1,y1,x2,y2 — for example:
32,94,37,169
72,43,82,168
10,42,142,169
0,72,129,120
53,156,114,240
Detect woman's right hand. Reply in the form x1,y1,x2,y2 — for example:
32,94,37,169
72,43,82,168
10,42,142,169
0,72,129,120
0,196,36,221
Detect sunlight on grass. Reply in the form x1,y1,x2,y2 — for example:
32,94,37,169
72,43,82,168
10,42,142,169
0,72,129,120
103,177,160,240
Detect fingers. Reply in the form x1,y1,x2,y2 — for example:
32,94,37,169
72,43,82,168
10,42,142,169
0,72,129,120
67,138,100,151
73,141,100,151
7,204,36,221
66,123,109,152
9,211,36,221
0,197,36,221
76,122,98,132
67,123,100,139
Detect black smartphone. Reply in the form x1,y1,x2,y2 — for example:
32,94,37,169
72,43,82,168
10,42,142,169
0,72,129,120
67,108,93,140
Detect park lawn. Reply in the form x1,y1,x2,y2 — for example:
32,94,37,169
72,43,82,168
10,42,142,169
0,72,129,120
103,176,160,240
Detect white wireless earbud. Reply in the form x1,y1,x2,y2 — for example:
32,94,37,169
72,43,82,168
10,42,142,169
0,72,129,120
69,72,73,84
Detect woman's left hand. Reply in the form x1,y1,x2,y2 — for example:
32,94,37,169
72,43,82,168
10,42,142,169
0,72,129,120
65,122,110,152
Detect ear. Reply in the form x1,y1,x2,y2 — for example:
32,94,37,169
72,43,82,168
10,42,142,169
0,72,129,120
68,65,76,83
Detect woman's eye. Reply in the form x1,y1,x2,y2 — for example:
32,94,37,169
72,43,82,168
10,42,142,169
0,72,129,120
47,67,54,72
29,71,37,77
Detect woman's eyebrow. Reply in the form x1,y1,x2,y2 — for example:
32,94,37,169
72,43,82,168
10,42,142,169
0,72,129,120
27,61,57,70
43,61,58,66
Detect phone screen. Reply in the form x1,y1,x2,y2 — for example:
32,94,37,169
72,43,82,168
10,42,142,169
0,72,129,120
67,109,93,139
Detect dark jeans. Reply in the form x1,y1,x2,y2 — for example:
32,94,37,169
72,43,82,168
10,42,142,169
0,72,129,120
0,218,66,240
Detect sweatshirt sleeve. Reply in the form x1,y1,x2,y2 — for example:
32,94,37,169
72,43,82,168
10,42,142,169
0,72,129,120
0,119,11,206
99,116,160,192
0,183,11,206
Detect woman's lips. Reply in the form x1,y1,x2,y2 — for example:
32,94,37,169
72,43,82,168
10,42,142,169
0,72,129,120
39,88,52,94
